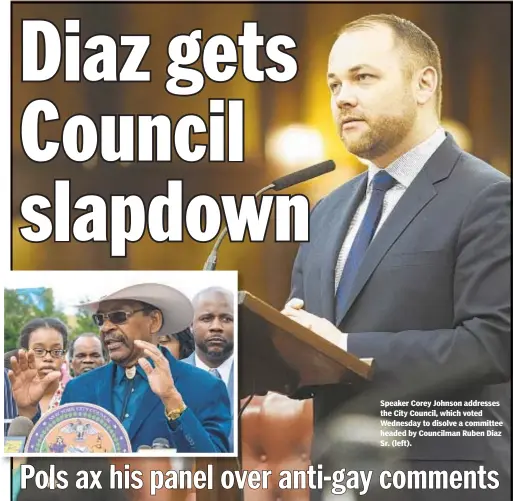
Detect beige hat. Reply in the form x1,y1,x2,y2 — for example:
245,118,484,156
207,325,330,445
78,283,193,334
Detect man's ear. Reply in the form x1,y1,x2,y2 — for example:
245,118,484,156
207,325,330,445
149,310,164,334
415,66,438,107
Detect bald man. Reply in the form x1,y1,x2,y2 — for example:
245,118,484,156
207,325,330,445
183,287,235,450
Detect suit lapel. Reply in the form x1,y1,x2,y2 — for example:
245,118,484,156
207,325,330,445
128,349,180,439
319,174,368,322
97,363,115,412
127,386,161,440
336,169,436,325
335,135,461,326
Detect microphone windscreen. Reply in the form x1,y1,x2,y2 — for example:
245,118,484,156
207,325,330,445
151,437,170,449
271,160,336,191
7,416,34,437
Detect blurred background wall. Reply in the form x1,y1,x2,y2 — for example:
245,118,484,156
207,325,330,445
12,2,511,310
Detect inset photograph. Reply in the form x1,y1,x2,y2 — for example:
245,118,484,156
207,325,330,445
3,271,237,457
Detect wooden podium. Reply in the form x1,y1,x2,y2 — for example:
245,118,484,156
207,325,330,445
238,291,373,399
195,291,375,501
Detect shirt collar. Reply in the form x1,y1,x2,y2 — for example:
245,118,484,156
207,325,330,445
194,353,233,385
115,364,145,384
366,127,446,191
114,347,163,384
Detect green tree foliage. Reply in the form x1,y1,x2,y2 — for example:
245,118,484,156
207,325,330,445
4,288,68,351
73,306,99,336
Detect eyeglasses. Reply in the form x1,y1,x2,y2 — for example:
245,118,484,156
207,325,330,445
92,308,147,327
32,348,65,358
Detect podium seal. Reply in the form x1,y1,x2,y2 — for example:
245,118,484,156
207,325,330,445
25,403,131,453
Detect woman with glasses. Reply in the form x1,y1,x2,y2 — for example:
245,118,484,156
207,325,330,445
15,318,69,414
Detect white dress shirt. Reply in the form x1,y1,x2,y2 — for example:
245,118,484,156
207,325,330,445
194,353,233,387
334,127,447,349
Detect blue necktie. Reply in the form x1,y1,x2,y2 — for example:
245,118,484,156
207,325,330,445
209,368,222,380
335,170,396,319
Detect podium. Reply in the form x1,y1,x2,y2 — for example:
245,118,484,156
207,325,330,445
238,291,373,399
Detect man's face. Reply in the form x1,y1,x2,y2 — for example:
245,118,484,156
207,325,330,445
328,24,418,160
192,293,234,362
96,299,160,367
71,336,106,376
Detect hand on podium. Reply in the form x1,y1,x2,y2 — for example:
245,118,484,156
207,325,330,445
238,290,372,396
282,298,348,350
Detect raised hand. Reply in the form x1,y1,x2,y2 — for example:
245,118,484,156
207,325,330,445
135,340,184,409
8,350,61,410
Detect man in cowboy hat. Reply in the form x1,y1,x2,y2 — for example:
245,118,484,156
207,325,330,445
8,283,232,453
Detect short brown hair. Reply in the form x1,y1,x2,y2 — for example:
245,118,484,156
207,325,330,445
339,14,443,117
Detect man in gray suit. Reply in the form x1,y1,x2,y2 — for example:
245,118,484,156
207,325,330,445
183,287,235,450
283,14,510,501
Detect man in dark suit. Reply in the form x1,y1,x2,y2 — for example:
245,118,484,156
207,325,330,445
4,367,18,434
183,287,235,450
282,14,510,501
9,283,232,453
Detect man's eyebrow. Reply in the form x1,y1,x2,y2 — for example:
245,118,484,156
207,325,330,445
328,64,380,78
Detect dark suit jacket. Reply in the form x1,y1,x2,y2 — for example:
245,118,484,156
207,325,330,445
60,348,232,453
289,135,510,497
4,368,18,435
182,352,235,450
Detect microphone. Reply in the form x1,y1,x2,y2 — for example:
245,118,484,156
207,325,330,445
151,437,170,449
271,159,336,191
203,159,336,270
5,416,34,453
8,416,34,437
136,444,152,451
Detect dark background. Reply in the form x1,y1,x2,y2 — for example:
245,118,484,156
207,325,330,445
12,2,511,311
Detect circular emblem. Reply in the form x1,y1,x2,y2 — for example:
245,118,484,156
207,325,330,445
25,403,131,453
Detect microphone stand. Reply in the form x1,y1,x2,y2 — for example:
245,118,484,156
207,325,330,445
200,160,335,501
203,184,275,271
203,185,275,501
203,159,335,272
